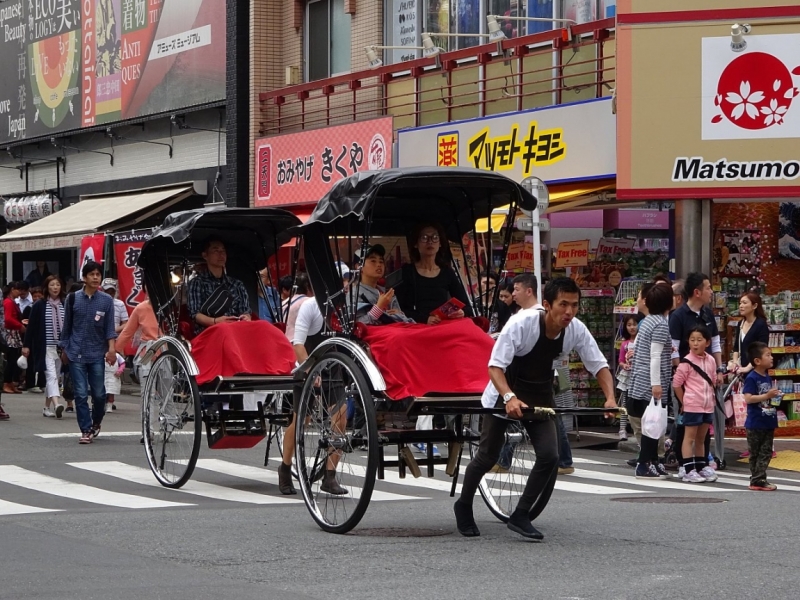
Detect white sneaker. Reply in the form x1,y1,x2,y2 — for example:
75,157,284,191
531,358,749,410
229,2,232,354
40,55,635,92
682,469,707,483
105,403,113,414
699,466,718,482
42,407,56,418
678,466,686,479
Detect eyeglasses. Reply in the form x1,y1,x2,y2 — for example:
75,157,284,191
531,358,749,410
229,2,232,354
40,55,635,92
419,234,440,243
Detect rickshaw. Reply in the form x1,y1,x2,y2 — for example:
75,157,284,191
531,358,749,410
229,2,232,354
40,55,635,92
137,207,302,488
293,167,622,533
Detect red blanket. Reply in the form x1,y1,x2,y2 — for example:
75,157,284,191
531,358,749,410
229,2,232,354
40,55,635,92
362,319,494,400
191,321,296,385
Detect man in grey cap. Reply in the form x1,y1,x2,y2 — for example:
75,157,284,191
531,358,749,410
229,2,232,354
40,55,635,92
102,278,129,334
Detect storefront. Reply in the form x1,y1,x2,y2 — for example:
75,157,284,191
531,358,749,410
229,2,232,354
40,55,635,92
617,0,800,432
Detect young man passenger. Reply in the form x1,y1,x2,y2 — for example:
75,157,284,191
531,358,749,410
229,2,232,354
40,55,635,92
454,278,617,541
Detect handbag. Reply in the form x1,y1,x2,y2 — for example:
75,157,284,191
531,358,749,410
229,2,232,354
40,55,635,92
641,396,668,439
199,283,233,319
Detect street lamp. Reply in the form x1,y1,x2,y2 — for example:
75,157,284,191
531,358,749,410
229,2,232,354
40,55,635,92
364,45,425,69
730,23,751,53
486,14,577,43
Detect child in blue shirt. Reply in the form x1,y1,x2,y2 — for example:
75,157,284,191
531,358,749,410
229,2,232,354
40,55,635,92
742,342,779,491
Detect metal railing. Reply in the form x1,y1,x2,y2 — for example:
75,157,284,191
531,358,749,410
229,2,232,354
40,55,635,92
259,18,615,137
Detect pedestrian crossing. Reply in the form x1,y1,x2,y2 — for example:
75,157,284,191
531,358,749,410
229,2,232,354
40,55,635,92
1,456,799,517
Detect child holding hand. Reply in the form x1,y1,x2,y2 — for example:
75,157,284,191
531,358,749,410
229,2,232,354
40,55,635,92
742,341,779,491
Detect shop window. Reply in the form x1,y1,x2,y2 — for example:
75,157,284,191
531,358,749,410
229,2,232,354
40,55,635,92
307,0,351,81
489,0,555,38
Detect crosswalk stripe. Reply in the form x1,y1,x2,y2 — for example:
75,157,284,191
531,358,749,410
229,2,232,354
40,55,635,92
567,469,744,492
36,432,142,439
710,474,800,492
0,465,192,509
716,471,800,485
69,461,300,505
0,498,62,516
483,471,650,495
195,459,425,502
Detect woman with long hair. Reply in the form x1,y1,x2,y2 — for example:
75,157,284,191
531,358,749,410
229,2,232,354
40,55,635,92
730,292,770,374
23,275,68,417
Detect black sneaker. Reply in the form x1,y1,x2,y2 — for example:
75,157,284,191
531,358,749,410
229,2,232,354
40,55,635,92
453,500,480,537
91,424,101,439
65,406,74,413
635,462,660,479
507,511,544,541
655,462,671,479
626,458,638,467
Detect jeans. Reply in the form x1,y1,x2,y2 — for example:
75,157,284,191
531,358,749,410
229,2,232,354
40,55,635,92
69,361,107,433
556,416,573,468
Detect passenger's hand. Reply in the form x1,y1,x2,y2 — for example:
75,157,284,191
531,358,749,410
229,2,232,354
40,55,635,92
451,309,465,319
214,316,239,325
652,385,662,400
377,288,394,310
239,314,252,321
427,314,441,325
21,348,30,358
505,397,528,419
105,351,116,366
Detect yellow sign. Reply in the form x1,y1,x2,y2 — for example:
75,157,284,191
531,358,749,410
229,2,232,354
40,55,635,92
555,240,590,268
506,242,534,270
437,132,459,167
466,122,567,176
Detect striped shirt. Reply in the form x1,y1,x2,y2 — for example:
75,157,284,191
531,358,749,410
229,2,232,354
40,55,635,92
45,301,65,347
627,314,672,401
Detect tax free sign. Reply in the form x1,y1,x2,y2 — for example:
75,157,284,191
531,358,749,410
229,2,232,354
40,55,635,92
397,97,616,185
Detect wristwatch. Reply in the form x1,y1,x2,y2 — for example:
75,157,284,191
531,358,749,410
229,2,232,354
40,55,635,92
716,365,727,374
503,392,517,404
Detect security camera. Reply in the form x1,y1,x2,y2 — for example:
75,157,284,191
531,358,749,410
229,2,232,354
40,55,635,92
731,23,751,53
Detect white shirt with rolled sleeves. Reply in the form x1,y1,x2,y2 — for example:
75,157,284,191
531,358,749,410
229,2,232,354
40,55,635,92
292,299,324,346
481,310,609,409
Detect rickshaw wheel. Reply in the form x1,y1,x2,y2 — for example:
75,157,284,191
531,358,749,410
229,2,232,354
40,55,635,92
142,348,202,488
468,414,557,522
295,351,378,534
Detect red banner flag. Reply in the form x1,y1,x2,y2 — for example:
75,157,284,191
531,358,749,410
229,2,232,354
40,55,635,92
78,234,107,275
113,230,152,316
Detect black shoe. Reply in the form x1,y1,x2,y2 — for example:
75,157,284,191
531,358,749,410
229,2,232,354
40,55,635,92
278,463,297,495
507,511,544,541
626,458,638,467
453,500,480,537
320,470,348,495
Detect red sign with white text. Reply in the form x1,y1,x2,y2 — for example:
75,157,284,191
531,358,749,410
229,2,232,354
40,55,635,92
254,117,393,206
78,234,106,275
113,230,152,315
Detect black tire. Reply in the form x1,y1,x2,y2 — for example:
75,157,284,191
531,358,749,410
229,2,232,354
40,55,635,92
295,352,378,534
468,414,557,523
142,348,202,488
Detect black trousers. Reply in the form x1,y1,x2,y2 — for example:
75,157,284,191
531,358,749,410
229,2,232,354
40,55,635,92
460,415,559,513
4,347,21,384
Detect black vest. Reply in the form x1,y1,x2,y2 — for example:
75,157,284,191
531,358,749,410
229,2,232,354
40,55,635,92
503,311,565,409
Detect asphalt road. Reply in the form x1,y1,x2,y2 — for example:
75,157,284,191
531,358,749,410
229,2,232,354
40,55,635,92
1,390,799,600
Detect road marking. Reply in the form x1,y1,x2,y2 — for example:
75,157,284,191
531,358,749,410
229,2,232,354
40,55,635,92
0,465,192,509
0,498,62,516
484,472,650,495
567,469,744,492
36,431,142,439
196,459,424,502
711,473,800,492
69,461,300,505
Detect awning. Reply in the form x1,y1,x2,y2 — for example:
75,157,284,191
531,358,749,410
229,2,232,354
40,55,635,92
474,180,616,231
0,184,198,252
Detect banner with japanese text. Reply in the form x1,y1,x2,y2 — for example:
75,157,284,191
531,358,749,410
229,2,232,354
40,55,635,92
254,117,393,206
555,240,590,268
397,98,615,185
113,229,151,314
78,234,106,275
0,0,225,145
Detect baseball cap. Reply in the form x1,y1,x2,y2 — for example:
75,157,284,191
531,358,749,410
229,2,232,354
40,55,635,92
363,244,386,258
335,262,351,279
101,278,118,290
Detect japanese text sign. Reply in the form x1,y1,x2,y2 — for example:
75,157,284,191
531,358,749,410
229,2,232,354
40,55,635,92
113,229,151,314
506,242,534,270
254,117,393,206
398,98,615,184
555,240,590,268
596,237,636,257
78,233,106,275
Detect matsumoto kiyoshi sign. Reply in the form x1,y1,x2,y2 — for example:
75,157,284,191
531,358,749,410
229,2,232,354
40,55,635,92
397,98,616,184
0,0,225,145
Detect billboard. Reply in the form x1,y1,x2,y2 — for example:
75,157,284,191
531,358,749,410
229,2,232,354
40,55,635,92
0,0,225,145
254,117,393,207
397,98,616,185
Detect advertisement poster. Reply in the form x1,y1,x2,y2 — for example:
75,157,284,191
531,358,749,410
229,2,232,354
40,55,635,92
0,0,225,145
555,240,589,268
113,229,151,313
78,233,106,274
254,117,393,207
398,98,615,184
388,0,419,64
506,242,534,270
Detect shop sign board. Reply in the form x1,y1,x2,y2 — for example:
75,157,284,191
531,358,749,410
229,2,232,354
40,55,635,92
0,0,225,146
113,229,151,314
78,233,106,274
506,242,534,270
555,240,590,268
604,209,669,230
387,0,419,64
596,237,635,257
397,98,616,185
254,117,393,207
617,1,800,199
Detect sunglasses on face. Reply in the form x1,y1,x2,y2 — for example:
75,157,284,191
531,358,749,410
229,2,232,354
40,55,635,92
419,234,440,243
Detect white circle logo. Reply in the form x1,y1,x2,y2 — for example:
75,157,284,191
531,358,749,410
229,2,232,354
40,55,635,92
368,134,387,170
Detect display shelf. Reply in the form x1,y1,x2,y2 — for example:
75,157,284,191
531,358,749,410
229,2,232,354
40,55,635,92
769,324,800,331
780,393,800,401
769,369,800,376
770,347,800,354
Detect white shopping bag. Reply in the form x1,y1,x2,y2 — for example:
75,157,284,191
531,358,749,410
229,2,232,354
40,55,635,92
641,397,668,439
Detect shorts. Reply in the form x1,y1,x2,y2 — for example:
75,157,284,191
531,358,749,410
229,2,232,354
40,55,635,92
682,411,713,426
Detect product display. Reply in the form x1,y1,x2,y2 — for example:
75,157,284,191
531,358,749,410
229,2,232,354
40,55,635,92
571,289,615,408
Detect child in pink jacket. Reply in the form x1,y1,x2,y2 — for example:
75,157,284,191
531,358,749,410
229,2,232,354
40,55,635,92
672,325,718,484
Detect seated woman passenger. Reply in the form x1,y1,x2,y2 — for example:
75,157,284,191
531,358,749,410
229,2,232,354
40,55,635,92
394,222,473,325
354,244,414,325
187,239,251,332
